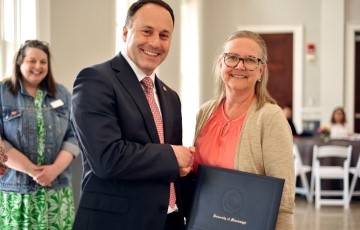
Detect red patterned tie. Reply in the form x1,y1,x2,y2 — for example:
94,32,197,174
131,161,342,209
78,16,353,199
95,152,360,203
141,77,176,208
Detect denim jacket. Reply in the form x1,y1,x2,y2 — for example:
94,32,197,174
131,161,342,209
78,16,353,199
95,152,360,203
0,81,80,193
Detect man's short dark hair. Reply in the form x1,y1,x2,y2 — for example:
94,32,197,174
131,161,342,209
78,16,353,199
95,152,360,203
125,0,175,27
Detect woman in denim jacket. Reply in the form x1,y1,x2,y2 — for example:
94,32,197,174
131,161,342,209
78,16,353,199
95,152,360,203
0,40,80,229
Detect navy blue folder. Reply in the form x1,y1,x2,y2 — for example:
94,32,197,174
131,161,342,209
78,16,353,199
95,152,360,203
187,164,284,230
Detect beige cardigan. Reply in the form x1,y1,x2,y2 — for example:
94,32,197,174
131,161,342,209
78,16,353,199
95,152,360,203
194,98,295,230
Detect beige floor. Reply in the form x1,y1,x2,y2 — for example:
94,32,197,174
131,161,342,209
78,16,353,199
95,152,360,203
294,195,360,230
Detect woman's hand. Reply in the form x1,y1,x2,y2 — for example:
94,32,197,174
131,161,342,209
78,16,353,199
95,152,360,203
33,150,74,187
33,164,60,187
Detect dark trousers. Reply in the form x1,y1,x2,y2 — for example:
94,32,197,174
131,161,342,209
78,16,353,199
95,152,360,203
164,212,184,230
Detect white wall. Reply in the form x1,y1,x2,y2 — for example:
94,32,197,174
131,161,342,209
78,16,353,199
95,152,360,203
190,0,360,132
37,0,117,209
36,0,360,208
36,0,360,125
37,0,360,118
39,0,116,91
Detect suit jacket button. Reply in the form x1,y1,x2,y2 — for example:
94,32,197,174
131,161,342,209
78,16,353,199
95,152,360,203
159,207,167,214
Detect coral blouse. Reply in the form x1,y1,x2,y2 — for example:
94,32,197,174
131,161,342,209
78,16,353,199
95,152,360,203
194,100,246,172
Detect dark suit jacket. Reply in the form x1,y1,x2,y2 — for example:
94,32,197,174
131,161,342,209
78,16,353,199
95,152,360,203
71,53,184,230
287,118,298,136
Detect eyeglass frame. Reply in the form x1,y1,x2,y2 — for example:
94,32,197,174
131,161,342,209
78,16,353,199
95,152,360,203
223,53,263,70
20,40,50,52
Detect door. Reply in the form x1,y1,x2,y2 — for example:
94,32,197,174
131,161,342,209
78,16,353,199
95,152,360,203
355,32,360,133
259,33,293,109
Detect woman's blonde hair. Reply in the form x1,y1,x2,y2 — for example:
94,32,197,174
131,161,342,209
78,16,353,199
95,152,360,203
213,30,276,110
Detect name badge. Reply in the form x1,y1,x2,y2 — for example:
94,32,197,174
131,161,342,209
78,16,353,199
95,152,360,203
50,99,64,108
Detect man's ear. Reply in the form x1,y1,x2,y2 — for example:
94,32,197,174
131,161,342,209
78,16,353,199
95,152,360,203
122,26,128,42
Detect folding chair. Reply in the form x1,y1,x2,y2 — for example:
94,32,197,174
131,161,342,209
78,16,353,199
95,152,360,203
349,153,360,202
310,145,352,209
293,143,312,202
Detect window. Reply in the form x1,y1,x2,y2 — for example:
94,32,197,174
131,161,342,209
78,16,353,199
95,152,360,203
0,0,36,79
115,0,136,53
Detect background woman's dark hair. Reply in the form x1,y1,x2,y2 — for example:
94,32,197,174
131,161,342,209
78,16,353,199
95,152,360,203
331,106,347,125
3,40,57,96
125,0,175,27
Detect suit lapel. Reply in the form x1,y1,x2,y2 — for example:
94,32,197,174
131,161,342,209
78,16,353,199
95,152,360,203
154,76,173,144
110,53,162,143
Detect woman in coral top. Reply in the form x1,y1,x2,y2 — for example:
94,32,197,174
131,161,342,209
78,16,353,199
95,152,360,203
192,30,295,229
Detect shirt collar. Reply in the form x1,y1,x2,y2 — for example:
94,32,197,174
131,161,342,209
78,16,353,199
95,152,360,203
121,50,155,84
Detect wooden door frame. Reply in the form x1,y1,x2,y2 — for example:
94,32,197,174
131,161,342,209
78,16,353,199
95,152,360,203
238,25,304,132
345,23,360,132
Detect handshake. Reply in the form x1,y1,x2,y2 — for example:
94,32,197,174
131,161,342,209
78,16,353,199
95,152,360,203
171,145,195,177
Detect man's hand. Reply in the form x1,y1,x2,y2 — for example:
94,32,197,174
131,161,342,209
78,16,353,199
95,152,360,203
171,145,195,177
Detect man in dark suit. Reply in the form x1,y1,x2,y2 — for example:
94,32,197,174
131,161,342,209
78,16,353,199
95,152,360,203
71,1,194,229
283,105,298,136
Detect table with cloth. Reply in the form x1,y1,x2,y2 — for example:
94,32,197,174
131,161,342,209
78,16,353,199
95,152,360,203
293,136,360,195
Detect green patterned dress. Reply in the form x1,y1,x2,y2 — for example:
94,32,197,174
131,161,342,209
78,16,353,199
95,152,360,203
0,89,75,230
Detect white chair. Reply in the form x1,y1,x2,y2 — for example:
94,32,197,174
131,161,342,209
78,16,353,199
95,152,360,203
349,153,360,202
293,143,312,202
310,145,352,209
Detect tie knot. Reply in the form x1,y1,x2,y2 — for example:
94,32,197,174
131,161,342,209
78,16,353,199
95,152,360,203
141,77,153,92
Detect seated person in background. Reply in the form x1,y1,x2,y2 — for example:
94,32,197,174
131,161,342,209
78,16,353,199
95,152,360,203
283,106,298,136
330,106,353,139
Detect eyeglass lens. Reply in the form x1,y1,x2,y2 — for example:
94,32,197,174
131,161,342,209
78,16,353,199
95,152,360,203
224,53,260,70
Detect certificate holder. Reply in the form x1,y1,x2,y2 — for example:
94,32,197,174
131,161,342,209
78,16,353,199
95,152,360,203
187,164,284,230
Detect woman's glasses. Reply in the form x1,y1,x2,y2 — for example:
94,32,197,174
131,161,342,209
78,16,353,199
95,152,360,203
223,53,262,71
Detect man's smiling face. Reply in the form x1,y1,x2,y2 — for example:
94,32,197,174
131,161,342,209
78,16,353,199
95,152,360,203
123,3,174,76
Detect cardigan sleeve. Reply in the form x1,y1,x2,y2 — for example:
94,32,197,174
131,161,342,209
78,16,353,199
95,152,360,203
262,109,295,230
235,103,295,230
